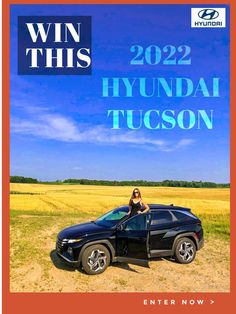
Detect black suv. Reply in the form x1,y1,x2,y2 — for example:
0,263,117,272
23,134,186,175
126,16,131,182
56,204,204,275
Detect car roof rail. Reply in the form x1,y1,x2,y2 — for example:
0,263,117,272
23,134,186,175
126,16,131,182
148,204,191,212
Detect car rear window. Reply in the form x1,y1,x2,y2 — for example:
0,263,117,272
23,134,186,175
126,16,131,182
151,211,173,225
172,210,198,221
172,211,188,221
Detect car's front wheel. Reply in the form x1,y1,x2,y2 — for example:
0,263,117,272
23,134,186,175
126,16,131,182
174,237,196,264
81,244,110,275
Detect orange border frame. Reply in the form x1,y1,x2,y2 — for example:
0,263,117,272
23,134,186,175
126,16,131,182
2,1,235,313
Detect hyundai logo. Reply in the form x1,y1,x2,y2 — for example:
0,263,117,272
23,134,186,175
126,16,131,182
198,9,219,20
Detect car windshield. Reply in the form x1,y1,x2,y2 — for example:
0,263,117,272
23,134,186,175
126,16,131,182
95,206,129,228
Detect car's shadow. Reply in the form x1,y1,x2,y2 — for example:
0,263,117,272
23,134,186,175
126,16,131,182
50,250,141,274
150,256,177,263
50,250,177,274
161,256,179,263
110,262,140,273
109,257,176,272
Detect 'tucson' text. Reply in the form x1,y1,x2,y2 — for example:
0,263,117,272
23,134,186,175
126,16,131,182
107,109,213,130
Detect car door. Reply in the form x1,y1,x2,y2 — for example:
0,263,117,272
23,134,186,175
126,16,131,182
116,213,151,267
149,210,178,256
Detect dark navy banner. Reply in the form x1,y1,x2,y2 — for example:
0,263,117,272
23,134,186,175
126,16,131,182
18,16,91,75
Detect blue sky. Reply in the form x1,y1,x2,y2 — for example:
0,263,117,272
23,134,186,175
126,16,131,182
10,4,230,182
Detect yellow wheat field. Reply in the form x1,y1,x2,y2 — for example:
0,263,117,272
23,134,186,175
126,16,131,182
10,183,230,217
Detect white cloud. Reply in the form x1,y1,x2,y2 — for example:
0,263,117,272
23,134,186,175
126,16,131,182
11,113,194,152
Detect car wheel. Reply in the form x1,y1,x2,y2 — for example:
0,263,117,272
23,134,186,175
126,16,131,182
174,237,196,264
81,244,110,275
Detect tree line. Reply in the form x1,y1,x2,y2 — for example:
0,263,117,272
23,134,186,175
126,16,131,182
10,176,38,183
10,176,230,188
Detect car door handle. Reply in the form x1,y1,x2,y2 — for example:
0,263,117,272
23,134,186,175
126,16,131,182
174,227,181,231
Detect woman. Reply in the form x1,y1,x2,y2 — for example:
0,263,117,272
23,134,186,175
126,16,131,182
127,188,150,217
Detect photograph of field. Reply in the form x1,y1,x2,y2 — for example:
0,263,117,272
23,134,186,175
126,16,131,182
10,183,230,292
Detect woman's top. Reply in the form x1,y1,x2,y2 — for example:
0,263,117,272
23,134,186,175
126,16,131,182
129,198,143,217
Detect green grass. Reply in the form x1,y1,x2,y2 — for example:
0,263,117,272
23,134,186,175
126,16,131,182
10,210,104,266
199,213,230,241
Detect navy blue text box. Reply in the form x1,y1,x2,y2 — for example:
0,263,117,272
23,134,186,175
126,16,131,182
18,16,91,75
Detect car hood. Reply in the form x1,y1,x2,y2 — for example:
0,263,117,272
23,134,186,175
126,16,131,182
58,221,109,240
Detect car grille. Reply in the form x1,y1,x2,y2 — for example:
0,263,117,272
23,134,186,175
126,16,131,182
56,237,67,253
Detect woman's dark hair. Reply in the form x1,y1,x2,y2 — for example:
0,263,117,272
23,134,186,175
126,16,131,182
131,188,141,200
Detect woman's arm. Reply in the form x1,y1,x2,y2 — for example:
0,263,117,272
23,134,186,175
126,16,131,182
139,200,150,214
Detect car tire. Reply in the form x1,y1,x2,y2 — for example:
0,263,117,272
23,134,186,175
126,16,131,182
81,244,110,275
174,237,196,264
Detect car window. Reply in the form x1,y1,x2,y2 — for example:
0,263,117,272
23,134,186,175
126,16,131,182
172,210,197,221
124,214,150,231
172,211,188,221
107,209,128,220
151,211,173,225
95,206,129,227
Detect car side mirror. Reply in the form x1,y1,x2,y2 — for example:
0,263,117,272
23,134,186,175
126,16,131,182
117,224,125,231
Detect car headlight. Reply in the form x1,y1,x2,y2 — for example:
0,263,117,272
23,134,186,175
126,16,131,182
67,238,82,244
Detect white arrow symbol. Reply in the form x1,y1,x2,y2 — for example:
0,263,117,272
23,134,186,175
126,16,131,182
210,300,214,304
